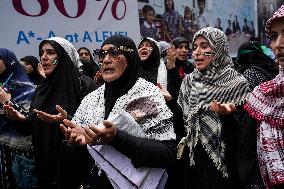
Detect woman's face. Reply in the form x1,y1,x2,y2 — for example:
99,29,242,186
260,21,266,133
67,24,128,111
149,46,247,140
176,42,189,61
39,42,58,77
0,59,6,74
138,40,153,61
100,44,128,82
165,0,173,10
20,60,34,74
192,36,214,71
269,18,284,66
79,48,91,61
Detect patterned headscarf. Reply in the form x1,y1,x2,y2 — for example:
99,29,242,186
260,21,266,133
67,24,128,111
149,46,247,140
0,48,35,149
245,4,284,127
0,48,35,105
265,4,284,34
178,27,250,177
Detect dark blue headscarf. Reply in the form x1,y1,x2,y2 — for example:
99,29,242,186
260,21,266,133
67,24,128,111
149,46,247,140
0,48,35,104
0,48,35,149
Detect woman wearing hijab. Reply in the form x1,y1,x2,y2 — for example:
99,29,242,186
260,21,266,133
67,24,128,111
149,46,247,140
0,48,35,189
177,27,250,189
138,37,167,89
243,5,284,189
165,36,194,100
78,47,100,79
61,34,177,188
3,37,96,188
20,55,44,85
236,40,278,90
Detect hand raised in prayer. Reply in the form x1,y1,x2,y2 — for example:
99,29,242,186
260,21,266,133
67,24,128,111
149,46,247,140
60,119,86,145
37,63,46,78
166,45,176,69
3,102,27,122
84,120,117,145
210,100,236,115
157,83,172,101
33,105,67,123
0,87,11,104
94,71,103,85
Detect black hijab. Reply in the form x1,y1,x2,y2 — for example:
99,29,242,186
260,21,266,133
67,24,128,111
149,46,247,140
138,37,161,84
20,55,43,85
30,40,81,115
80,58,97,79
236,41,278,79
78,47,100,75
102,35,139,119
172,36,189,69
29,38,84,187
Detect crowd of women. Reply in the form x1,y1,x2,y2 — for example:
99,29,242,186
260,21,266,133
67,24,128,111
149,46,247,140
0,4,283,189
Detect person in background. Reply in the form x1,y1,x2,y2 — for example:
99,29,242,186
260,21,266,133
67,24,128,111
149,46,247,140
162,0,181,42
3,37,96,188
79,58,98,80
20,55,45,85
236,40,278,90
215,17,223,31
232,15,241,34
140,5,159,41
196,0,209,29
78,47,100,79
249,21,256,36
165,37,194,100
225,19,233,36
0,48,36,189
182,6,197,43
138,37,167,89
242,18,250,34
60,34,177,189
178,27,250,189
158,40,171,59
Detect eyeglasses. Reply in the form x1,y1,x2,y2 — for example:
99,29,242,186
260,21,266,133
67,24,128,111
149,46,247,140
93,46,134,60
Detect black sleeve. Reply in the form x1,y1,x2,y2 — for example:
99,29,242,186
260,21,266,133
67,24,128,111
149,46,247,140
166,99,186,142
167,68,182,101
220,106,263,187
8,113,33,136
236,108,263,187
110,130,177,169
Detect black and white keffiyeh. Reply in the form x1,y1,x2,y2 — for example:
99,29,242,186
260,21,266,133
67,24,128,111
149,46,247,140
178,27,250,177
72,78,176,141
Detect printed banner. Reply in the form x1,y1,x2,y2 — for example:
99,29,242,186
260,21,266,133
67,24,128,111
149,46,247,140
0,0,140,59
137,0,257,56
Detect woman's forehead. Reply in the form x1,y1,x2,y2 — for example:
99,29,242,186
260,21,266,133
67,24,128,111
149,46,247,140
102,44,115,50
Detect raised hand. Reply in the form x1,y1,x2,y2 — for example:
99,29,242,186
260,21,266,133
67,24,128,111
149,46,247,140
210,100,236,115
34,105,67,123
3,102,27,122
84,120,116,145
60,119,86,145
0,87,11,104
157,83,172,101
166,45,177,69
